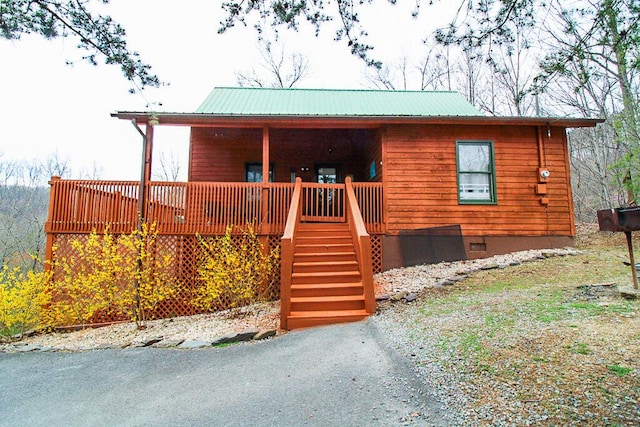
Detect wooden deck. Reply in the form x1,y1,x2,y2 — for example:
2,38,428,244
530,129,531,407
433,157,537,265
44,177,384,328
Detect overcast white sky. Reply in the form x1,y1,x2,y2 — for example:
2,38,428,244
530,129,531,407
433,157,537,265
0,0,456,181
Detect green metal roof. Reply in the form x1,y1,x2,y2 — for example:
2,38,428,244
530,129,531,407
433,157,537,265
196,87,483,117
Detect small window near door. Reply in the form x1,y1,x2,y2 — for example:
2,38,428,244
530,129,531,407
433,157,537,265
456,141,497,204
246,163,273,182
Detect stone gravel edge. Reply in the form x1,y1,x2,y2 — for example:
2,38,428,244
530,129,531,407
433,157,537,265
1,329,278,353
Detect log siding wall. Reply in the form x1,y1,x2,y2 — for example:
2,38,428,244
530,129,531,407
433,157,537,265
188,123,574,238
382,124,574,237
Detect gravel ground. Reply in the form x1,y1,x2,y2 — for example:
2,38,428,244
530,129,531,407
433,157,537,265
371,240,640,426
1,302,281,352
373,247,580,296
371,247,583,426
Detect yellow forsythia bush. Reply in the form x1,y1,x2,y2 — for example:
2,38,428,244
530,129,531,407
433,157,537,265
0,266,52,341
48,223,178,327
123,223,178,323
194,225,279,311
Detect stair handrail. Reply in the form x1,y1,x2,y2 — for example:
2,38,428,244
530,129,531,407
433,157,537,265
280,177,303,329
345,177,376,314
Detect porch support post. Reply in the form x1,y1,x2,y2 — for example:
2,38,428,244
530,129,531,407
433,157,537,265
262,125,270,185
144,123,154,184
132,120,154,225
262,125,270,233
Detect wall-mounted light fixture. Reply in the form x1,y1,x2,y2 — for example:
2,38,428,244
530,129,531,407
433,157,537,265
300,167,310,172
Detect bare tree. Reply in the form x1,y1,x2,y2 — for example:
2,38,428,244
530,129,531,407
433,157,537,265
416,45,451,91
569,125,627,221
455,45,487,109
537,1,640,209
365,43,460,93
235,40,310,88
43,150,72,180
480,23,539,116
366,64,397,90
153,151,183,182
366,56,412,90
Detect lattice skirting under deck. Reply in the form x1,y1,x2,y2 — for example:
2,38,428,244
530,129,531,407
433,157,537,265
48,232,382,325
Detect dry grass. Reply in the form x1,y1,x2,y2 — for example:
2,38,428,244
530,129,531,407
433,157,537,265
380,223,640,425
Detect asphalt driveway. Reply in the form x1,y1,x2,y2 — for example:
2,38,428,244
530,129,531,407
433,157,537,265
0,320,447,426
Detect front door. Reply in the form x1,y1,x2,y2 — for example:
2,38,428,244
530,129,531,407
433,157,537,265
310,164,343,221
315,164,340,184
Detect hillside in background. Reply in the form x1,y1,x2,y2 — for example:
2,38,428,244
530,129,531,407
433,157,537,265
0,185,49,268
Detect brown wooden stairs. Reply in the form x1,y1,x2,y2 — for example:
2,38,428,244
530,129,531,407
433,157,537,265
280,178,376,330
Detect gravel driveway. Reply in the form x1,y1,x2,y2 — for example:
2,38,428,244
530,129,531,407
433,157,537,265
0,320,450,427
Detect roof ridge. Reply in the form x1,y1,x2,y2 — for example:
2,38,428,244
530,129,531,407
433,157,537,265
213,86,460,94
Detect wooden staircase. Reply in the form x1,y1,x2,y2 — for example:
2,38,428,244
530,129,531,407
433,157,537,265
286,222,370,329
280,177,376,330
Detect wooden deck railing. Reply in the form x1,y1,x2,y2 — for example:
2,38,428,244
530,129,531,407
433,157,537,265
279,178,303,330
46,179,140,233
345,177,376,314
46,179,384,235
300,182,345,223
352,182,385,234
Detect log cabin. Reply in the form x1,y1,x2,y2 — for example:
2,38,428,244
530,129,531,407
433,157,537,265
45,87,603,329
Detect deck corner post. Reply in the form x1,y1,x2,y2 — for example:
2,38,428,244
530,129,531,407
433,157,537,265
44,176,61,272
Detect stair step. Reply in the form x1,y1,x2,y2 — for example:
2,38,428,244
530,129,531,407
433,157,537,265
299,223,349,231
287,309,369,329
293,260,359,273
290,282,365,297
290,295,365,311
296,237,352,246
294,251,356,263
292,271,361,284
297,227,350,233
297,229,351,236
295,243,354,253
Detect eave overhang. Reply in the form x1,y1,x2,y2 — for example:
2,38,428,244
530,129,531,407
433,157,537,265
111,112,604,129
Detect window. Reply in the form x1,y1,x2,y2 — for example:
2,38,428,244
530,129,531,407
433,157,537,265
245,163,273,182
456,141,496,204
